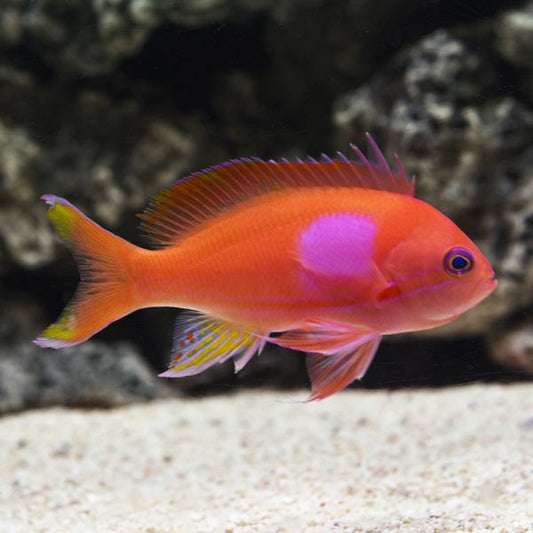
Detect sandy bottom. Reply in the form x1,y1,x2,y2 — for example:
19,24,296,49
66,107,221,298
1,384,532,532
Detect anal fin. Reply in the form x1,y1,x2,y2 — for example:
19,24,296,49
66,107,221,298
160,312,265,378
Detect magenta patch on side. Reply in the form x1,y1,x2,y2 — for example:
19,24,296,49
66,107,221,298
299,214,378,278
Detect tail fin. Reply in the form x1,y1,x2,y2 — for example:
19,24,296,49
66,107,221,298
35,195,139,348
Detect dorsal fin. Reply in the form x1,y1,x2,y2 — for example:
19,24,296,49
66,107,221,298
139,133,414,248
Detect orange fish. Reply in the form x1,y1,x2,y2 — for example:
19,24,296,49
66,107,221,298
35,134,497,400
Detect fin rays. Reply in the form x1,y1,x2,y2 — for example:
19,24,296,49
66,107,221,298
139,134,414,248
34,195,137,348
307,336,382,401
160,312,265,378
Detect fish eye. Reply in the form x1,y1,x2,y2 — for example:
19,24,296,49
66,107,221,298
444,248,474,277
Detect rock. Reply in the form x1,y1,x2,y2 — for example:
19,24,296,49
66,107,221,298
0,116,52,272
334,30,502,212
0,341,174,414
0,63,198,273
496,1,533,70
0,0,275,77
495,1,533,103
490,325,533,373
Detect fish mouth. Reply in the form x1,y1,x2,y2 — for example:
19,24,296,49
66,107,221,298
466,275,497,310
480,276,498,298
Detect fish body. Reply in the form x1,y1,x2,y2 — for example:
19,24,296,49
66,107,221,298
35,135,497,399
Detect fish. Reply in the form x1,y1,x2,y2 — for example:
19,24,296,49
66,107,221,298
34,134,497,400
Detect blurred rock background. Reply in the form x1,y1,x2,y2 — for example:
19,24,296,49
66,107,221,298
1,0,532,413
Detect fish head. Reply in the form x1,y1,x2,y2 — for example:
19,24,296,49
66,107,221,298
381,212,497,325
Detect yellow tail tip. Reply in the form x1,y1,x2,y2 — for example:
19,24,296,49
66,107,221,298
33,310,80,349
41,194,78,242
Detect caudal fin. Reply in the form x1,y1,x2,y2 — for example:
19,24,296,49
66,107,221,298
34,195,139,348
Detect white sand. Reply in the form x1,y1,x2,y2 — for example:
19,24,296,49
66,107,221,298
1,384,532,532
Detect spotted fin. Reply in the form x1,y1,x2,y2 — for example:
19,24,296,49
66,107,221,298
306,336,382,401
159,312,266,378
139,133,414,248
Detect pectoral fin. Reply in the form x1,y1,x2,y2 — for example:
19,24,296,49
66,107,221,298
270,319,375,354
306,335,382,401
